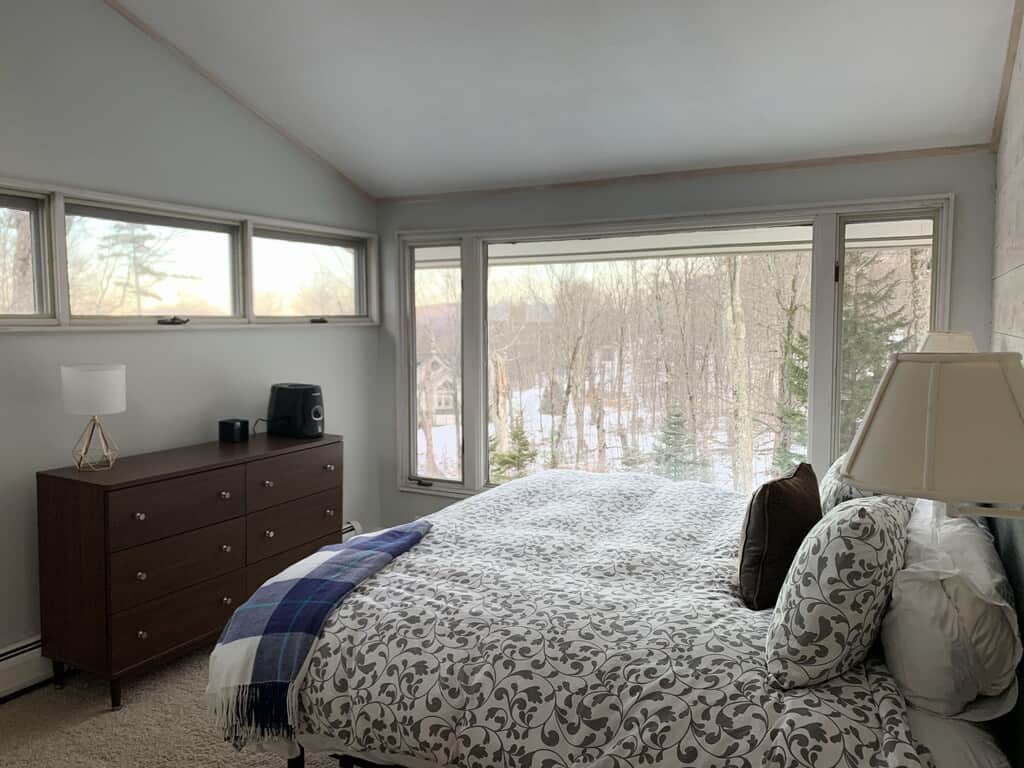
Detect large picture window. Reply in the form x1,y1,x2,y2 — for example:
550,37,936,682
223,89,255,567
401,199,948,497
486,227,812,492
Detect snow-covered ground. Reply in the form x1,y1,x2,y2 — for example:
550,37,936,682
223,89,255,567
418,385,803,491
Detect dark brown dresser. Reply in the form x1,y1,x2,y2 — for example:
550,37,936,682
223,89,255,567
36,433,343,708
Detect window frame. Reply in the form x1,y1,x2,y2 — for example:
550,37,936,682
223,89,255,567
402,237,470,493
830,207,946,459
0,177,379,331
64,200,244,324
0,188,54,324
397,194,953,497
249,225,372,323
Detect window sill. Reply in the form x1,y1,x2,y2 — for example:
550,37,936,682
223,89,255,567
0,318,380,333
398,482,479,500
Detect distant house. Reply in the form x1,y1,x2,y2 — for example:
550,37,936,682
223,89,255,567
417,353,458,426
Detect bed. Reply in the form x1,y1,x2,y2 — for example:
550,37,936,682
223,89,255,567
225,470,936,768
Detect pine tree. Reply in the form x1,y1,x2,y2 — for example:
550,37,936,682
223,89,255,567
652,408,702,480
98,222,191,314
489,416,538,483
838,251,912,450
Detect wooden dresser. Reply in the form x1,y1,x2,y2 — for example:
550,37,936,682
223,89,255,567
37,433,343,708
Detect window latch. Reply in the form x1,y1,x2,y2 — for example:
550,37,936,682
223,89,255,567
157,316,190,325
309,317,328,324
414,478,434,488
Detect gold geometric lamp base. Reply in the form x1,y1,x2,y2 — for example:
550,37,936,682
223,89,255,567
72,415,119,471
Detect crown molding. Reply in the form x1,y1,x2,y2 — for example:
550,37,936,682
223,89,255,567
381,144,992,205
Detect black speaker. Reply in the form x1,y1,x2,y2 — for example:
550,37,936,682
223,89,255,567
218,418,249,443
267,383,324,439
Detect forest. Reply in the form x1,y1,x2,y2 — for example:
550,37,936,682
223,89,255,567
414,223,932,492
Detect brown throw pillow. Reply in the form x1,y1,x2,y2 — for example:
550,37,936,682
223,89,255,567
738,462,821,610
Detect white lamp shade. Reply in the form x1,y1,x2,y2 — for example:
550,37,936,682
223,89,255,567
918,331,977,353
61,364,127,415
842,353,1024,505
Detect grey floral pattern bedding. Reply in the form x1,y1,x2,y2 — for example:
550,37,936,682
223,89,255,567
293,471,932,768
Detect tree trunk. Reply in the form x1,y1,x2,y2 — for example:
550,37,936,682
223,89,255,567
726,256,753,491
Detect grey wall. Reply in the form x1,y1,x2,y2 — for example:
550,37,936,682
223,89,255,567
0,0,379,651
994,28,1024,354
377,150,997,525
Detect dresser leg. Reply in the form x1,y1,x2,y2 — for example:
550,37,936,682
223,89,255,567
286,745,304,768
52,661,65,689
110,678,122,710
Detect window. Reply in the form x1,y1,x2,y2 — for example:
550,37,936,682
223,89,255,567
400,199,949,498
0,193,48,317
486,227,812,492
410,245,462,482
252,229,365,318
65,204,237,318
835,217,935,453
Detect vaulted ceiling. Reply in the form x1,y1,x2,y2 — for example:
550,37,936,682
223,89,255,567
113,0,1013,198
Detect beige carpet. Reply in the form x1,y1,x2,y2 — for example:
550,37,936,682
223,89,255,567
0,648,338,768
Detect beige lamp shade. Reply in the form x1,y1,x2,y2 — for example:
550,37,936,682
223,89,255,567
841,353,1024,507
917,331,977,353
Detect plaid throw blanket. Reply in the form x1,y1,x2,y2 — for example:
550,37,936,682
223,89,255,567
207,520,432,746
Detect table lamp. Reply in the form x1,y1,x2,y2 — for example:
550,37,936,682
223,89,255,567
840,334,1024,518
61,363,126,471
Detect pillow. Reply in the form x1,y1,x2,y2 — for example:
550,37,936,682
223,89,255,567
819,453,873,514
905,708,1010,768
881,500,1022,720
738,463,821,610
765,494,911,689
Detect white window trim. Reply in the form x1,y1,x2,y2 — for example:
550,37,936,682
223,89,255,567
397,193,953,497
0,176,379,331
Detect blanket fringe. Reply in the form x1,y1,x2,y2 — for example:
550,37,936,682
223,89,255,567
209,682,295,748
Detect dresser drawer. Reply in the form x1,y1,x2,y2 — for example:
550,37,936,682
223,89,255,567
109,518,245,613
110,570,245,674
246,487,342,562
245,444,340,511
108,466,245,551
245,532,341,595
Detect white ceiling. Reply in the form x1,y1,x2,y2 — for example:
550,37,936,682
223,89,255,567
115,0,1012,198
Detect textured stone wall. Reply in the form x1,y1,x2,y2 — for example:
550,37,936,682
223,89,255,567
995,31,1024,354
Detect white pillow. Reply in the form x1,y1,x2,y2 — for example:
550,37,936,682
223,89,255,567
906,709,1009,768
882,500,1022,719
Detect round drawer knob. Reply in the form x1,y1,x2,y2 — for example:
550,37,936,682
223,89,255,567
263,480,275,488
324,508,336,518
221,544,232,553
137,630,148,640
134,512,147,522
219,490,232,500
264,529,275,539
221,596,233,606
136,571,147,582
323,463,336,472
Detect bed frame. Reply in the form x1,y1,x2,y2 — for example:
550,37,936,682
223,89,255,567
989,517,1024,767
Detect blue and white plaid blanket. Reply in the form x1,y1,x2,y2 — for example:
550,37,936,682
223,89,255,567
207,520,432,746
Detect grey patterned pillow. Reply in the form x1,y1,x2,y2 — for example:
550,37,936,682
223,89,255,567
765,495,912,689
818,453,873,514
